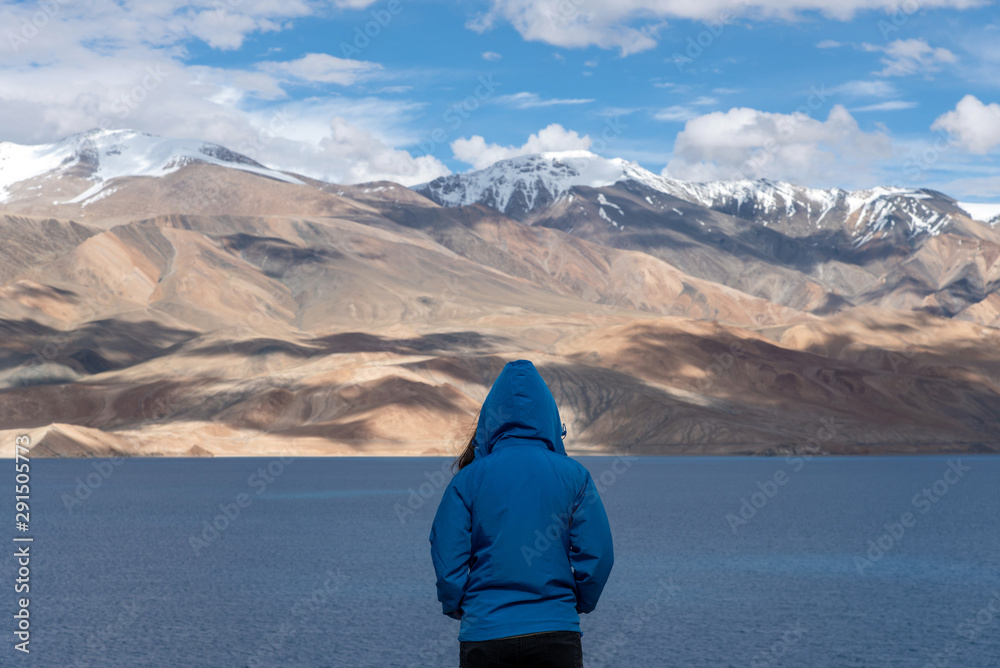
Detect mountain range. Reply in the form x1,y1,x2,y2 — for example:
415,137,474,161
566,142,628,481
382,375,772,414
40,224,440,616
2,129,999,457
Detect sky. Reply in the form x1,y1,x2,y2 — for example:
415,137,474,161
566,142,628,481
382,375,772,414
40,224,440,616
1,0,999,200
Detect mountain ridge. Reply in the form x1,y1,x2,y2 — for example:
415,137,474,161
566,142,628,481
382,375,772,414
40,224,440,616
414,149,984,246
3,128,993,242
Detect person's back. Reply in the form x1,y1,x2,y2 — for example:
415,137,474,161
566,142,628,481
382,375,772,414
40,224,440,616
429,360,615,668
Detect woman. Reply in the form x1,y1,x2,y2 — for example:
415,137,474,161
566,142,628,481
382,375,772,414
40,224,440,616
429,359,615,668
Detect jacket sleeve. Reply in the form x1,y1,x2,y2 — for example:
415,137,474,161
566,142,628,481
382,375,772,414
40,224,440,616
429,476,472,618
568,471,614,614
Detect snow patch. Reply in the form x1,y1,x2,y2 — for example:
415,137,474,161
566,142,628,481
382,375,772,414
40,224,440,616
598,207,619,228
77,186,118,207
597,193,621,212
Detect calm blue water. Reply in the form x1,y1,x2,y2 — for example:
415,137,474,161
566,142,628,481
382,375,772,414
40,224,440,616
2,456,999,667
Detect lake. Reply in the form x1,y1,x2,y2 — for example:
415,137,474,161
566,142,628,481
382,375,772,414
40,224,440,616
3,455,998,667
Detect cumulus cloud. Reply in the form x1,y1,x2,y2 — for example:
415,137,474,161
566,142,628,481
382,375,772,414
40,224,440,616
664,105,893,186
257,53,383,85
311,117,450,184
482,51,503,61
451,124,591,169
468,0,982,54
187,9,282,50
863,39,957,76
931,95,1000,154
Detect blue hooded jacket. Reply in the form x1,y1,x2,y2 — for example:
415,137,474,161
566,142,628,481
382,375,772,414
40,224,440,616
429,360,615,642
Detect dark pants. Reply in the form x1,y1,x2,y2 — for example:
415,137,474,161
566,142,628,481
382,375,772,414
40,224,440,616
459,630,583,668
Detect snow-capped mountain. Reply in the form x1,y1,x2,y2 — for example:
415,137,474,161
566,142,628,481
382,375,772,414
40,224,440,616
415,151,972,245
413,150,692,220
670,179,964,244
0,128,303,206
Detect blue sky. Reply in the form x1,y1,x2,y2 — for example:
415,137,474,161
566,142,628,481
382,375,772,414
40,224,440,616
1,0,998,199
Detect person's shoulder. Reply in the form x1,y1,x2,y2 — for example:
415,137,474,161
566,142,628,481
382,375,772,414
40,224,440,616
450,455,491,488
543,450,592,482
449,459,477,483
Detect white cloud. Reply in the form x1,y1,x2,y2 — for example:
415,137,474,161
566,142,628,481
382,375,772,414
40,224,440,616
931,95,1000,154
312,117,450,184
451,123,591,169
655,96,716,122
655,106,698,122
495,92,595,108
467,2,663,55
187,9,279,50
333,0,382,7
0,0,314,57
598,106,641,117
468,0,983,54
817,40,841,48
257,53,382,85
832,80,896,98
862,39,958,77
482,51,503,61
852,100,918,112
664,105,893,186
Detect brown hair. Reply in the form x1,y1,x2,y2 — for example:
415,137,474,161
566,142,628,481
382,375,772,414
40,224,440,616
452,409,480,473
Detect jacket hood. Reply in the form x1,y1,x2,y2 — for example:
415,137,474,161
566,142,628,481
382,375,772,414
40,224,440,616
474,360,566,459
